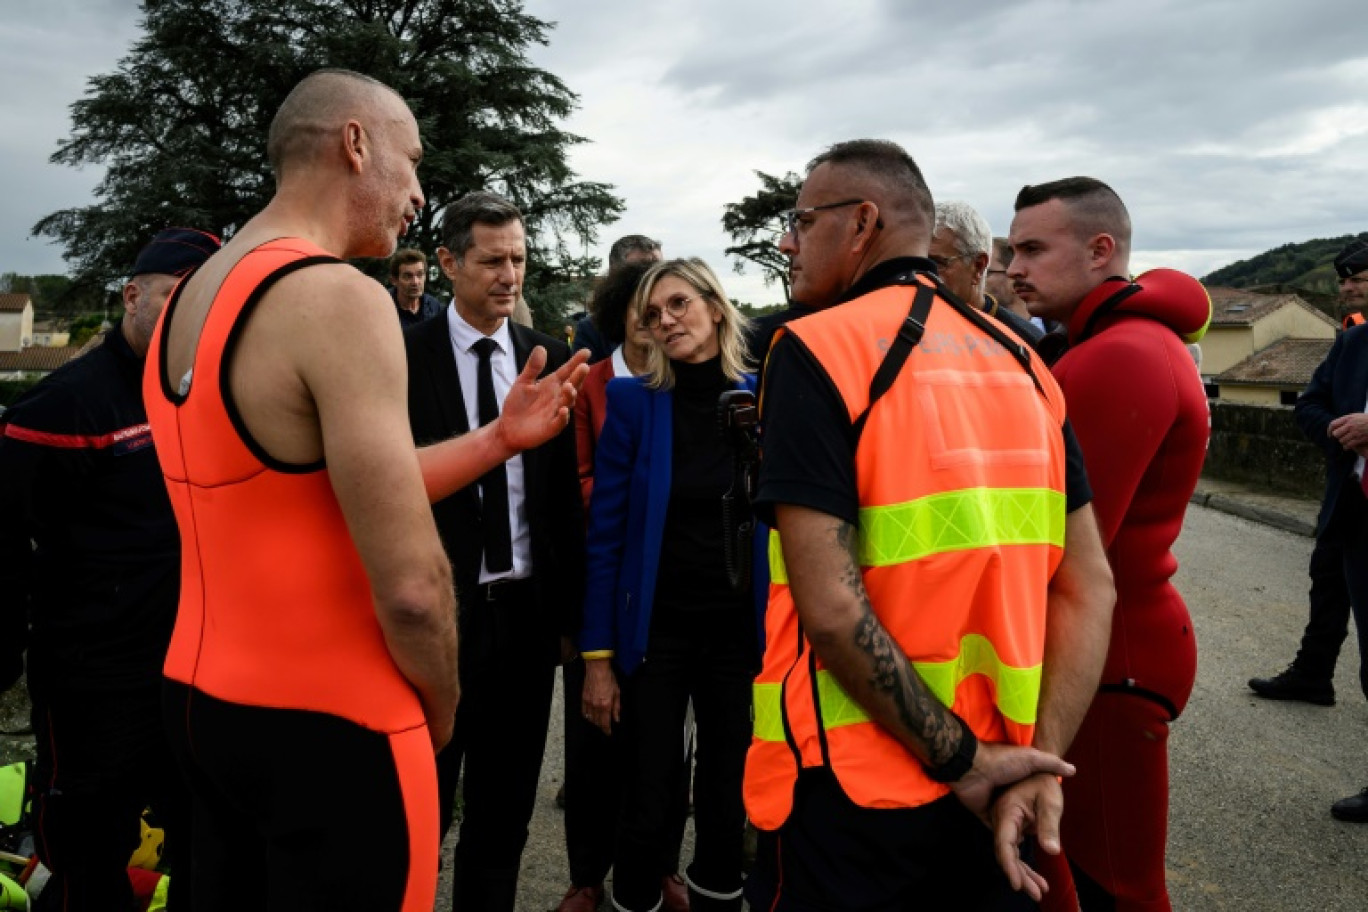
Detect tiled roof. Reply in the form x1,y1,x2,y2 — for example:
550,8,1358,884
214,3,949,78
0,293,33,313
1206,287,1335,328
1215,338,1332,386
0,346,85,373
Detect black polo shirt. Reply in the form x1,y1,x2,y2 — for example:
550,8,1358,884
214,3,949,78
756,257,1092,528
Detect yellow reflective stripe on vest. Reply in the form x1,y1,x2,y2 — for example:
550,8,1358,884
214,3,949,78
768,487,1065,584
751,634,1042,742
915,633,1041,725
753,681,786,743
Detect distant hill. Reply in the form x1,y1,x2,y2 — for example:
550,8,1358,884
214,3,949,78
1203,232,1368,315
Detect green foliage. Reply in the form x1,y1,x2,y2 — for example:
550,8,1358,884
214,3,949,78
523,256,596,331
0,273,106,317
34,0,622,320
721,171,801,299
733,300,783,319
0,380,40,408
1204,233,1368,295
67,314,107,348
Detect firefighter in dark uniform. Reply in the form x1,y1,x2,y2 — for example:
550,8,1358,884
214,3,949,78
0,228,220,911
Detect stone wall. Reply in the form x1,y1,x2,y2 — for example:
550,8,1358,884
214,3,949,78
1204,400,1325,498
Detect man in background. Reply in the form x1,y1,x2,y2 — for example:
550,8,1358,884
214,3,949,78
0,227,220,911
1259,239,1368,823
987,236,1031,319
931,201,1046,347
1249,239,1368,713
572,234,662,362
390,247,444,326
405,190,586,911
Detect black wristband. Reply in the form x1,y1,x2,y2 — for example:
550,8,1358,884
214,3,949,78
925,713,977,783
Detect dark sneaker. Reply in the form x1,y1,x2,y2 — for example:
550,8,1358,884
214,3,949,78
1331,788,1368,823
1247,666,1335,706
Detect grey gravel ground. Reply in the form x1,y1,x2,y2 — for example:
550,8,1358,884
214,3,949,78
1165,505,1367,911
5,494,1366,910
443,502,1367,911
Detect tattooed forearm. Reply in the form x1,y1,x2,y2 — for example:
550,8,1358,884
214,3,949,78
834,519,961,767
851,608,961,766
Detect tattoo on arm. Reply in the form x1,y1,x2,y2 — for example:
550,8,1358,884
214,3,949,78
835,519,961,766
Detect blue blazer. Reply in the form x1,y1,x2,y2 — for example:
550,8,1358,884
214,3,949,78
1296,324,1368,536
580,373,769,675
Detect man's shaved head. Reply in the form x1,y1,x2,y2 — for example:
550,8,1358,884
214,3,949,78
1014,177,1131,261
267,69,407,178
806,139,935,235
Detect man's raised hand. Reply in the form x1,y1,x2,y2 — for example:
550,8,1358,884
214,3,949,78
497,347,590,453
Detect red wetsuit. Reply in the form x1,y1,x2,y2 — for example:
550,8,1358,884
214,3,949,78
1037,270,1211,912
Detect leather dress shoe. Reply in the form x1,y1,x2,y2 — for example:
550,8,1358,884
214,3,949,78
1331,788,1368,823
1247,666,1334,706
556,884,604,912
661,874,688,912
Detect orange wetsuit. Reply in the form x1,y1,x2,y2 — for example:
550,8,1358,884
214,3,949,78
143,239,438,912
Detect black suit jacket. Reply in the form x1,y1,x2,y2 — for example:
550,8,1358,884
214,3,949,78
404,311,586,659
1296,324,1368,536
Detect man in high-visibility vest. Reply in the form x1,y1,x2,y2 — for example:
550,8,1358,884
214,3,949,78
744,139,1116,910
1007,178,1212,911
1249,239,1368,712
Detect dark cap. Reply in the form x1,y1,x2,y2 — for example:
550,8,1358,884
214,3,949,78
131,228,221,278
1333,239,1368,279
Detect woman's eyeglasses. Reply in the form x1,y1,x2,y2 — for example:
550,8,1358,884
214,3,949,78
640,294,699,329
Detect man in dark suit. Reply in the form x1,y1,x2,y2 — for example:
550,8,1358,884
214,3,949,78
405,191,586,909
1291,241,1368,823
1250,240,1368,712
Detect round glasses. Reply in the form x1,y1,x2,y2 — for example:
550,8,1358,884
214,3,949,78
640,293,699,329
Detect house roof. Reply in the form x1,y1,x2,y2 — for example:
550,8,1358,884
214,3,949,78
0,345,85,373
1214,338,1333,387
0,293,33,313
1206,286,1336,329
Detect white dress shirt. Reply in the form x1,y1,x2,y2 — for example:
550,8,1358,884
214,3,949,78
610,344,633,379
447,305,532,583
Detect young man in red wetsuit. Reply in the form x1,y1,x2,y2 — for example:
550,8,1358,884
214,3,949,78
1008,177,1211,912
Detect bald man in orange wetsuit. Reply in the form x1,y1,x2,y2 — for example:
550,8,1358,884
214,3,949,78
143,69,587,911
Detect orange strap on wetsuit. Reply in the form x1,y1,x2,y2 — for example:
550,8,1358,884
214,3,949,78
744,276,1069,829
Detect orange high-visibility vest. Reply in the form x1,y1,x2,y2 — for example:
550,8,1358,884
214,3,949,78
1345,312,1365,330
143,239,426,734
743,276,1068,830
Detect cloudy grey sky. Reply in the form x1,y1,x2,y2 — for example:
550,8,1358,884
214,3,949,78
2,0,1366,306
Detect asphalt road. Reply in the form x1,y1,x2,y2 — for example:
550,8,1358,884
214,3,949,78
1165,504,1367,911
6,502,1367,909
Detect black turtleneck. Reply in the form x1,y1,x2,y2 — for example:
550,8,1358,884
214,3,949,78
651,356,752,631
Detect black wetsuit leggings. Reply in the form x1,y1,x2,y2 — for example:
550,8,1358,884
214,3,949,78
162,680,432,911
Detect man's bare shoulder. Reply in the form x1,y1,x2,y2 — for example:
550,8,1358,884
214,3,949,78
252,264,403,362
264,262,395,320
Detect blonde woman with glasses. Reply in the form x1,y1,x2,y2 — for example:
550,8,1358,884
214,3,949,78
578,259,768,912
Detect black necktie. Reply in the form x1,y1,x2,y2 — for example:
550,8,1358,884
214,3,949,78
472,337,513,573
